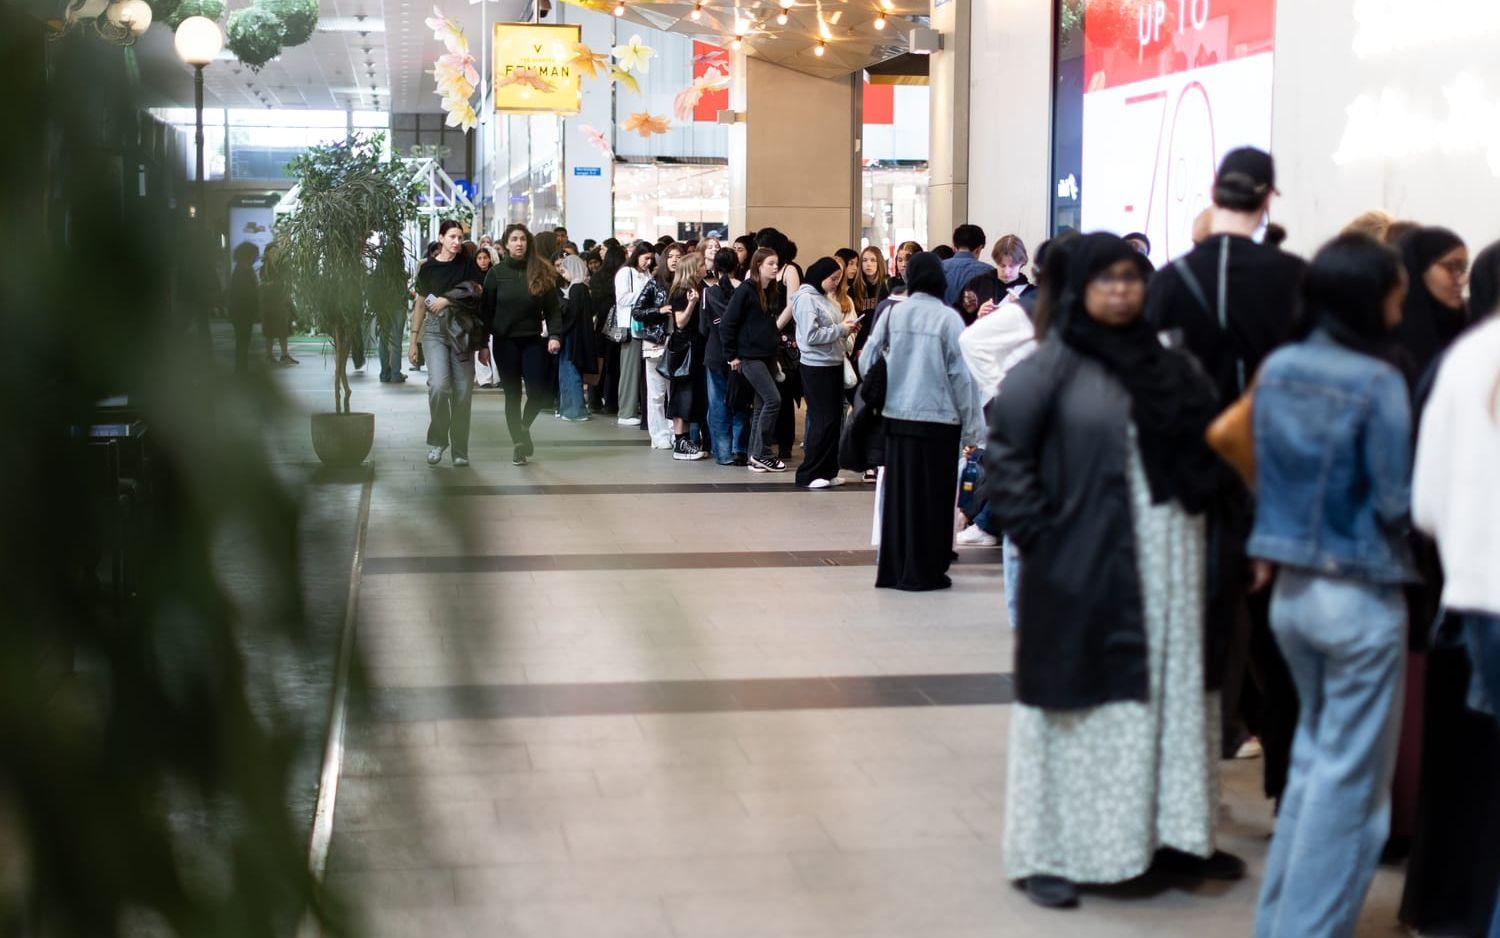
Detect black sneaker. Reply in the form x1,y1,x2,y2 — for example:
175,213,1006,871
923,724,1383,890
512,446,528,466
1021,876,1078,909
1149,848,1246,881
748,454,787,473
672,438,707,461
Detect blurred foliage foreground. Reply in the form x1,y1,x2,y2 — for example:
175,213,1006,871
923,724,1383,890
0,17,354,938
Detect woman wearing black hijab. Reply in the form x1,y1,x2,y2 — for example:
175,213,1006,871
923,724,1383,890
1392,227,1469,384
986,233,1240,909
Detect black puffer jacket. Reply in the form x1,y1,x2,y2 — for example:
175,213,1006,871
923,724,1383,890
984,338,1226,710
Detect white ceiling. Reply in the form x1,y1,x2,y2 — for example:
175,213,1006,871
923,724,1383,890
135,0,921,111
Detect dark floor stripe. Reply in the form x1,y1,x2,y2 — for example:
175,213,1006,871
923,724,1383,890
497,438,650,448
356,672,1016,721
365,547,1001,574
442,482,868,496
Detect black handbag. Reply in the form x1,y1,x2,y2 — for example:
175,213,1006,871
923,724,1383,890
631,282,670,347
657,329,693,380
724,368,755,412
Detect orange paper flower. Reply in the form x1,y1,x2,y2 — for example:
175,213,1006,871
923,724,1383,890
622,111,671,137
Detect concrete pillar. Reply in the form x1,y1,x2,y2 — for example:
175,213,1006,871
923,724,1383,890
561,6,615,243
926,0,971,248
728,53,860,259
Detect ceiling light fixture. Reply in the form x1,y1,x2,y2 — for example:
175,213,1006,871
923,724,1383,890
775,10,786,24
729,34,742,49
813,38,825,55
690,1,702,19
873,11,885,29
613,0,624,14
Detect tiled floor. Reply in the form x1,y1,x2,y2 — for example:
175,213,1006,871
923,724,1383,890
289,354,1410,937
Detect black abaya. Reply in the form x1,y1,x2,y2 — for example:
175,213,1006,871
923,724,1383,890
795,363,843,486
876,419,960,592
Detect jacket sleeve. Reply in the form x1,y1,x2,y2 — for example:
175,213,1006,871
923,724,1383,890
542,283,564,339
721,285,747,361
1365,367,1415,533
480,268,498,339
983,350,1060,550
944,312,985,446
857,302,892,376
796,293,847,351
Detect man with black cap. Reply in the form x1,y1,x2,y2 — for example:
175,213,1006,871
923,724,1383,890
1144,146,1306,803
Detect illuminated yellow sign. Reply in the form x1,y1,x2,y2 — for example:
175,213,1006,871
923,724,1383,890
493,22,583,115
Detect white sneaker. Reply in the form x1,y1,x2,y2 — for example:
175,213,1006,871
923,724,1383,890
806,478,832,489
426,446,444,466
955,525,999,547
1235,737,1264,759
453,456,469,467
828,477,846,487
617,416,642,427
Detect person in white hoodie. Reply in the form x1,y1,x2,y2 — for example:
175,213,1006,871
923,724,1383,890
792,257,859,488
612,242,656,426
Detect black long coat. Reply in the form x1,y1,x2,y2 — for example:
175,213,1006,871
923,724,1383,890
984,338,1225,710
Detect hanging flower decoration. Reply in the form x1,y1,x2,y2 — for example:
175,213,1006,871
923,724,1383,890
672,66,730,120
444,98,479,131
609,65,641,94
612,34,655,74
425,6,468,54
568,42,610,79
427,6,479,133
577,123,613,158
497,67,558,93
622,111,671,138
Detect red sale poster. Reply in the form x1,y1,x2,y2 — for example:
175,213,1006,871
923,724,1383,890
692,42,730,123
1078,0,1277,262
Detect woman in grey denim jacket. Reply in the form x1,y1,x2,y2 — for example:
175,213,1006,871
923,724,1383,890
1248,233,1417,938
858,252,983,591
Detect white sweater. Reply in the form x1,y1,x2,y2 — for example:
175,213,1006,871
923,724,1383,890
612,267,651,332
1412,317,1500,616
958,300,1036,405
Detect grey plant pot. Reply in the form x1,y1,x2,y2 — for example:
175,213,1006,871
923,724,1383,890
310,412,374,467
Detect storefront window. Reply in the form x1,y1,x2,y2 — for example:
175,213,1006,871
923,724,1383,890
862,164,929,259
613,163,728,243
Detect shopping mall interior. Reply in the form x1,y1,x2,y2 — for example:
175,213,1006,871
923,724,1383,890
3,0,1499,935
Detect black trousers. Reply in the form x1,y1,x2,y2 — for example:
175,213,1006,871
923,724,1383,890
876,419,961,591
592,334,620,412
495,335,553,452
795,363,844,486
773,362,802,456
232,319,253,374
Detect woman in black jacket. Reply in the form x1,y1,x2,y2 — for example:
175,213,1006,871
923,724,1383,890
701,247,748,465
721,247,787,472
228,240,261,375
588,241,626,414
553,252,596,422
483,223,562,466
985,233,1237,909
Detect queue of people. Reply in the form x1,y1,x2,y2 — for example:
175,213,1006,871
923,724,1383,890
380,150,1498,935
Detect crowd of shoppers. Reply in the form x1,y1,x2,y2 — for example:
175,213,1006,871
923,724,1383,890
351,144,1498,934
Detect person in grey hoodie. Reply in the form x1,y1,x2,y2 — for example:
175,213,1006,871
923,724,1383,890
792,257,859,487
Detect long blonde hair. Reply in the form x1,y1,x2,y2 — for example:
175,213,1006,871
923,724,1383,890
672,252,704,297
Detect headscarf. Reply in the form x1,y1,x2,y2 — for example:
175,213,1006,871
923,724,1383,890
1056,233,1221,513
803,257,842,293
1468,239,1500,321
1392,226,1468,380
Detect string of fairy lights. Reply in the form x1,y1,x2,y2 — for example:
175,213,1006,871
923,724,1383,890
608,0,899,58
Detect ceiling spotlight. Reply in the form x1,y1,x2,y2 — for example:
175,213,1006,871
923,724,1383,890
612,0,624,14
690,1,702,19
814,38,825,55
873,11,885,29
775,10,786,24
729,34,742,49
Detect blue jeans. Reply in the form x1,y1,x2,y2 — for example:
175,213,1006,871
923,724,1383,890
1255,570,1405,938
558,336,588,419
1002,535,1021,631
705,364,749,463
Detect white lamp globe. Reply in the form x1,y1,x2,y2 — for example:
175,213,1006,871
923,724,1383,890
175,15,223,66
107,0,153,34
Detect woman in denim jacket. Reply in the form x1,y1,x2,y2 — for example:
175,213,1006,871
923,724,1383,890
858,252,983,591
1249,233,1417,938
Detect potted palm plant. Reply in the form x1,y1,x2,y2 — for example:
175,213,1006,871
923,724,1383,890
277,133,416,466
